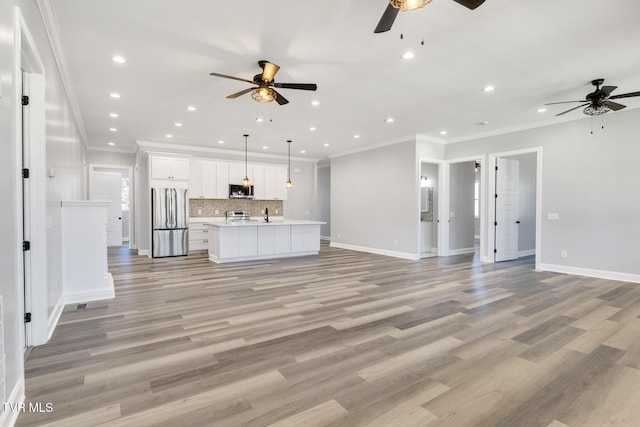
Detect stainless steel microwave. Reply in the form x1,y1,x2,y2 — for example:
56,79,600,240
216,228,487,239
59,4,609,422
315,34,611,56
229,184,254,199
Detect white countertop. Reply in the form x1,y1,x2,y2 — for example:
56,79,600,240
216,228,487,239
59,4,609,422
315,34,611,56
207,219,325,227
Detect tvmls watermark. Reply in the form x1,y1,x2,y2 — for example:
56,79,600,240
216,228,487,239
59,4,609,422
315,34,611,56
2,402,54,413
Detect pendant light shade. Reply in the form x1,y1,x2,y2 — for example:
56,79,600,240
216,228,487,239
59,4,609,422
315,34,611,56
286,140,293,189
243,134,250,187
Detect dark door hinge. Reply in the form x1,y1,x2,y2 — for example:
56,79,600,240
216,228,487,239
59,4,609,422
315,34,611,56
494,221,498,226
495,166,498,171
22,168,30,178
25,312,32,323
22,95,29,106
494,249,497,254
23,241,31,251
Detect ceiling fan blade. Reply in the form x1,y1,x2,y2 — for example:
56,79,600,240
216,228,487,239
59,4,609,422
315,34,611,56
226,87,256,99
451,0,486,10
545,100,586,105
600,86,617,97
273,89,289,105
603,100,626,111
609,91,640,100
555,103,590,116
374,3,399,33
209,72,254,84
273,83,318,91
261,61,280,83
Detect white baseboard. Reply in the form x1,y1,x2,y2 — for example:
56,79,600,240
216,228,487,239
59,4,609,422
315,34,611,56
518,249,536,257
63,274,115,304
449,247,475,256
320,235,331,241
47,294,64,341
330,242,419,261
138,249,149,257
1,378,25,427
538,263,640,284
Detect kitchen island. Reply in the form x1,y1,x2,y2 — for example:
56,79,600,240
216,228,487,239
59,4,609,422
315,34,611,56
207,220,325,263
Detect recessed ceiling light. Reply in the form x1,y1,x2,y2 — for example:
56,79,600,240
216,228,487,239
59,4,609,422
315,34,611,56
311,100,320,106
537,108,547,113
483,86,495,92
112,56,126,64
109,113,118,118
440,130,447,135
324,143,330,147
165,134,173,138
309,126,316,131
187,106,196,111
109,127,117,132
218,140,224,144
107,142,115,146
175,122,183,127
262,145,269,150
256,117,264,123
402,51,415,60
385,117,395,123
354,134,360,139
300,150,306,154
110,93,120,99
479,121,489,126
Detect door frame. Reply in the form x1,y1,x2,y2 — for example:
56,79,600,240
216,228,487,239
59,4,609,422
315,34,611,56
89,163,134,249
417,157,445,257
487,147,542,269
14,7,49,349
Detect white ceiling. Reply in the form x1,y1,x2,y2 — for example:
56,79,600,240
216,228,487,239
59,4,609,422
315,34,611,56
48,0,640,160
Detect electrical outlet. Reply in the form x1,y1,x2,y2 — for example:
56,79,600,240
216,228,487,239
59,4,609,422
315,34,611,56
305,210,309,215
214,209,219,215
338,233,341,238
275,209,279,214
561,250,568,258
394,239,398,245
261,209,265,214
197,209,202,215
548,212,559,220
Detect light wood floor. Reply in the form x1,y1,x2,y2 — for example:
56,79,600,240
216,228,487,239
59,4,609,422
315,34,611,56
17,243,640,426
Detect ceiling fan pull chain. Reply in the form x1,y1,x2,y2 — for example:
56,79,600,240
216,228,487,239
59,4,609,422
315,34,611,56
590,116,594,134
400,12,404,39
601,114,605,130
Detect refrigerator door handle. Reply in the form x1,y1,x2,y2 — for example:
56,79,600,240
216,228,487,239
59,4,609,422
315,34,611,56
168,188,176,228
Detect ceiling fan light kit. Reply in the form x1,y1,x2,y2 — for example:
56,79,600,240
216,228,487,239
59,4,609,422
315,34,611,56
546,78,640,117
390,0,431,11
374,0,486,33
251,87,276,103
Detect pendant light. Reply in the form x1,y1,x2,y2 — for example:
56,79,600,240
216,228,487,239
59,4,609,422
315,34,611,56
286,140,293,189
242,134,250,187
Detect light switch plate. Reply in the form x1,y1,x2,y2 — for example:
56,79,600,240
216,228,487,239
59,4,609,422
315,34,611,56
547,212,559,220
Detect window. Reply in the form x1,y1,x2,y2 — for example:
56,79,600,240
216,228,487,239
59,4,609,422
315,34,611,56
121,177,130,211
474,180,480,218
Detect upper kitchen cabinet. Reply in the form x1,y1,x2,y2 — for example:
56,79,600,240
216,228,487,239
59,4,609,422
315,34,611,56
189,159,217,199
216,162,230,199
151,156,189,181
229,163,248,185
263,166,288,201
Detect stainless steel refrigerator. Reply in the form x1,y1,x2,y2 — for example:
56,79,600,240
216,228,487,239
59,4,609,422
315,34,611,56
152,188,189,257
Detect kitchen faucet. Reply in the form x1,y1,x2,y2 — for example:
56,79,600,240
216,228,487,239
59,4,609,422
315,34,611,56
264,207,269,223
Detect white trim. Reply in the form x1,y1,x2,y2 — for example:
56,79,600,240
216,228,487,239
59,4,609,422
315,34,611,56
449,247,476,256
209,252,319,264
138,249,150,257
487,147,542,269
330,242,419,261
63,274,115,304
0,378,25,427
47,294,64,340
320,236,331,241
35,0,88,145
136,140,317,163
518,249,536,257
538,263,640,285
86,146,137,154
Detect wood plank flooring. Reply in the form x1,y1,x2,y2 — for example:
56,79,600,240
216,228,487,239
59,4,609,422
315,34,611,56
16,243,640,426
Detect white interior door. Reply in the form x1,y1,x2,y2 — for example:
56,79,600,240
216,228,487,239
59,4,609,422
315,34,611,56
495,158,519,262
91,171,123,246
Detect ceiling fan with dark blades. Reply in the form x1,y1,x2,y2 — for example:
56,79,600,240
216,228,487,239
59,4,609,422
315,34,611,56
209,60,317,105
374,0,486,34
546,79,640,116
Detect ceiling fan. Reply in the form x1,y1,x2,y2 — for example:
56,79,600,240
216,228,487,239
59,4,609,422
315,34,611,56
374,0,486,34
546,79,640,116
209,60,317,105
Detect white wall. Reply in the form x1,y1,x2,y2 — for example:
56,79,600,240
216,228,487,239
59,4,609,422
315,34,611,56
331,140,419,258
446,108,640,279
1,1,86,423
85,149,136,168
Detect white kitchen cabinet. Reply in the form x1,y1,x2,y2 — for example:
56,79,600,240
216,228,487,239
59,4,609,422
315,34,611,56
216,162,229,198
189,159,217,199
151,156,189,180
252,165,266,200
291,224,320,253
188,219,210,252
263,166,288,200
229,163,249,185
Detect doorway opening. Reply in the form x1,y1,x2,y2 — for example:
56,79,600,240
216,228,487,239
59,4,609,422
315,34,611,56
489,149,541,268
419,160,441,258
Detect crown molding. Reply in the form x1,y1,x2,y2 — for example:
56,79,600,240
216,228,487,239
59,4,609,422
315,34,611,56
36,0,88,146
86,145,137,154
135,140,318,163
329,134,421,159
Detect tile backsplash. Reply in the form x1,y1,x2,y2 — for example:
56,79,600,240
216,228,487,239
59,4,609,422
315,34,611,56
190,199,284,217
